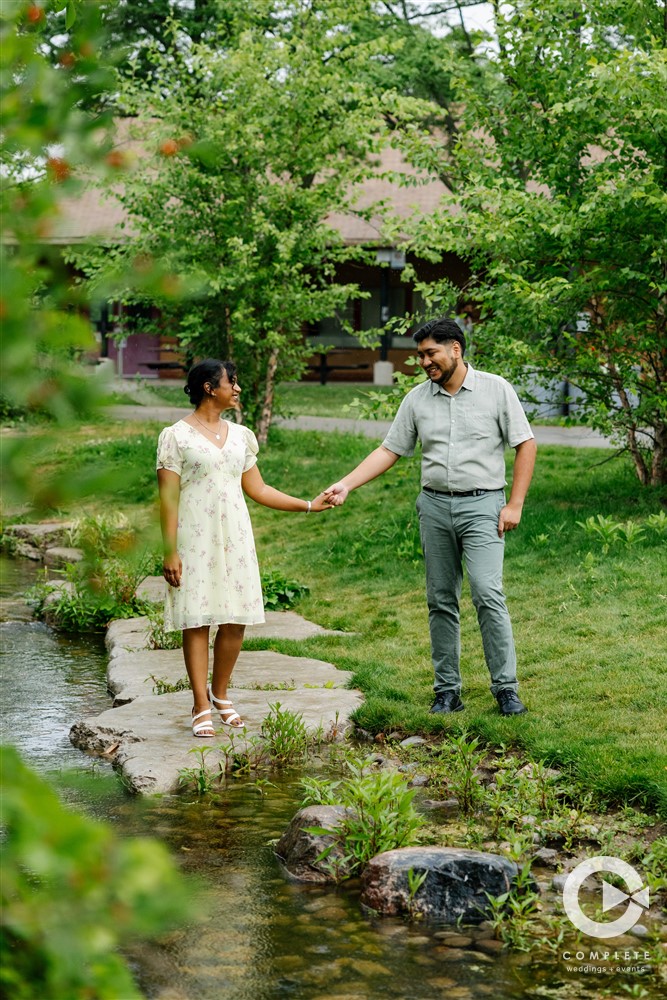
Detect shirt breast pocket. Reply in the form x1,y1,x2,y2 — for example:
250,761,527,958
466,412,497,439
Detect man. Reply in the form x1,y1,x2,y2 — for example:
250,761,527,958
323,317,537,716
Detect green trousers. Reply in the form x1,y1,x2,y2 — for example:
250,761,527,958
416,489,519,696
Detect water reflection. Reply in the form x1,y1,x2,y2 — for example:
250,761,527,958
114,781,658,1000
0,555,119,814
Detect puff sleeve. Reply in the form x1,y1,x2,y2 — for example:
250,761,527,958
241,426,259,473
156,427,183,475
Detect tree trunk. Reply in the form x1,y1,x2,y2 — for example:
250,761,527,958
256,347,279,446
651,420,667,486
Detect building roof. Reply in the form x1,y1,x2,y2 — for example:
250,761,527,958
48,129,450,246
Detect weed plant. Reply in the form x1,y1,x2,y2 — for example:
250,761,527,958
260,701,313,765
300,758,423,876
149,674,190,695
261,570,309,610
177,704,326,793
147,606,182,650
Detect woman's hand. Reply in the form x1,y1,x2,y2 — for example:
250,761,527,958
163,552,182,588
310,492,335,513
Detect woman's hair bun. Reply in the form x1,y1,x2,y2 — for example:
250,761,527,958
183,385,191,396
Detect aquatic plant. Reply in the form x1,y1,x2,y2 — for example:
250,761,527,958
260,701,312,766
302,759,423,875
178,747,218,795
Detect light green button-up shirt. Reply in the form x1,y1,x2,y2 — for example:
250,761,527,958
382,363,534,492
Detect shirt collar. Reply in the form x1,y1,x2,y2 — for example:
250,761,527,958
430,361,476,396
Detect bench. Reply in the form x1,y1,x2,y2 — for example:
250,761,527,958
142,361,187,376
308,351,372,385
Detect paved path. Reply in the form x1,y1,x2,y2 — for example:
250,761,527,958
109,404,614,448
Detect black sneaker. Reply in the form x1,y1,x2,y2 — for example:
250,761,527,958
496,689,527,716
430,691,465,714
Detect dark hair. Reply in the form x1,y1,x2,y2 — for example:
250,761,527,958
184,358,237,406
413,317,466,355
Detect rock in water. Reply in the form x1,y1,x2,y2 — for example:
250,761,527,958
275,805,355,883
360,847,532,922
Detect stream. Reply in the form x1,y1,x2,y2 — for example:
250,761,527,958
1,554,662,1000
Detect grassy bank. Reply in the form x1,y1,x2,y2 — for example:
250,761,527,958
10,420,667,814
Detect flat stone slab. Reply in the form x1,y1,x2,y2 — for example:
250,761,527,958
72,608,362,795
70,686,363,795
107,606,347,660
44,546,83,567
109,648,354,704
5,522,74,546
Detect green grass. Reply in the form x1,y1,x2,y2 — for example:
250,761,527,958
250,430,667,816
20,422,667,814
109,379,393,416
274,381,394,417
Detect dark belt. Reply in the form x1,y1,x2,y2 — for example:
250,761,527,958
422,487,495,498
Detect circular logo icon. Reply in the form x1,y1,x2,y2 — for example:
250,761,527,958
562,856,649,939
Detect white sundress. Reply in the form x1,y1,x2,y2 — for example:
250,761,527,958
156,419,265,630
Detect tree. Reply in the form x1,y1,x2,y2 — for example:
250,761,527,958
0,0,188,506
75,0,431,441
404,0,667,486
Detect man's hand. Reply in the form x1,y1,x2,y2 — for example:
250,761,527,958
322,482,349,507
163,552,182,587
498,502,523,537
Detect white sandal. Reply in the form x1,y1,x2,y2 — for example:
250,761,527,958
208,687,244,729
191,707,215,738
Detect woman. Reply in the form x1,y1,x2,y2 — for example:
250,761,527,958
156,358,331,737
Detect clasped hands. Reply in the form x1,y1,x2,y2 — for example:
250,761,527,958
310,485,346,512
321,482,348,507
308,483,349,512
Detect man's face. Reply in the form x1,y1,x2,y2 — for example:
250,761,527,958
416,337,462,386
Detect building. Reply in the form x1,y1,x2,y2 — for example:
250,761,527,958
49,135,464,381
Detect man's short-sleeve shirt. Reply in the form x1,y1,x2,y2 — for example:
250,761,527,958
382,363,534,491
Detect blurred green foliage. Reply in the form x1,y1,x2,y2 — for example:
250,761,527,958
0,0,190,507
0,746,196,999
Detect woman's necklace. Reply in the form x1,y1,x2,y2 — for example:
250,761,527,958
193,412,222,441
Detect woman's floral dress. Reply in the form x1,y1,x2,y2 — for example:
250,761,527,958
156,420,265,630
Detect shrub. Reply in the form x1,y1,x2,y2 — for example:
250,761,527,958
261,570,309,611
0,747,195,1000
28,556,153,632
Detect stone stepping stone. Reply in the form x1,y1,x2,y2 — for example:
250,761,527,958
70,686,363,795
109,648,354,704
71,606,361,795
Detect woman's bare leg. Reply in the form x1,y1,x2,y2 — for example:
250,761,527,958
182,625,212,722
210,624,246,726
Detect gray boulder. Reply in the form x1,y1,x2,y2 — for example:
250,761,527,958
44,546,83,567
360,846,531,923
275,805,354,883
5,522,74,550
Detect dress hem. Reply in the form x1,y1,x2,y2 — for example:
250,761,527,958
165,615,266,630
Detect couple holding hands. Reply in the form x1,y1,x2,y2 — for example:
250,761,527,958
157,319,536,738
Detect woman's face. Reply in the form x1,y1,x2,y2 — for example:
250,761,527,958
208,368,241,408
